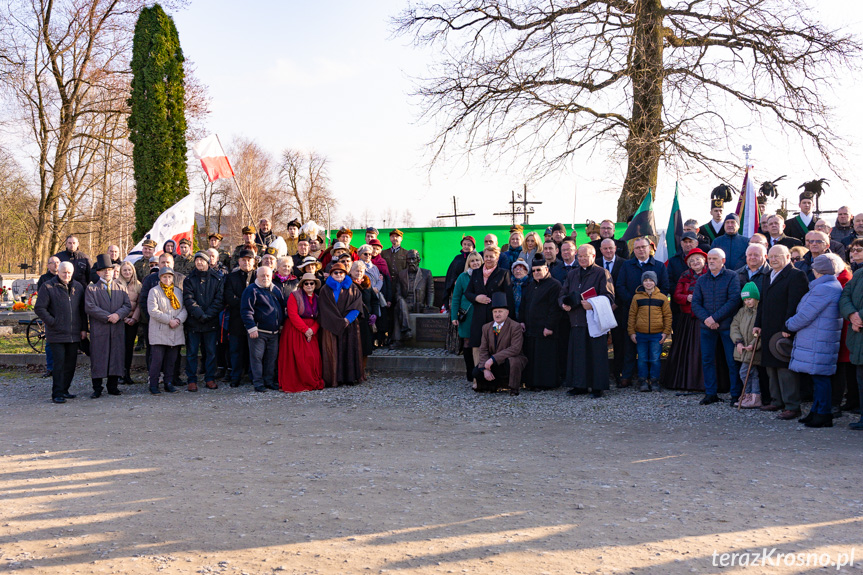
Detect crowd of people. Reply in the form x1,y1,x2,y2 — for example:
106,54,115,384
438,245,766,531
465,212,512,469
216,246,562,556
31,194,863,430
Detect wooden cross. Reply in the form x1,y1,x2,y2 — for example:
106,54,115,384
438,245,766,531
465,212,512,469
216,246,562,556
494,184,542,225
437,196,475,227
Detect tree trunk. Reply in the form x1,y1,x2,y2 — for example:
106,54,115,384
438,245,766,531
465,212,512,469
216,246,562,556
617,0,664,221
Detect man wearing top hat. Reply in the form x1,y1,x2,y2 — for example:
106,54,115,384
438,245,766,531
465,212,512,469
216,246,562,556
472,291,528,395
84,254,132,399
699,199,726,242
134,239,158,281
783,191,817,241
174,238,195,276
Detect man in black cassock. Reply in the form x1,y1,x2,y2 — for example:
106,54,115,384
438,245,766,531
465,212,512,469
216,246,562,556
521,255,564,389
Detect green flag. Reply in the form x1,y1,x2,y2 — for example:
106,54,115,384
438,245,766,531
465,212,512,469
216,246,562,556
620,190,656,242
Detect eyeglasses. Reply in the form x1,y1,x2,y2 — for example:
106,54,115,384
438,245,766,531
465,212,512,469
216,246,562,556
791,256,802,262
302,281,316,286
852,248,863,253
331,271,345,276
806,239,824,244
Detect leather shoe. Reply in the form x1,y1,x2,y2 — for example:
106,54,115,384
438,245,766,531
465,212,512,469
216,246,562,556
62,393,76,399
567,387,588,396
759,404,781,412
509,389,519,397
51,396,66,404
618,378,632,388
590,390,603,398
804,413,833,428
776,410,802,420
149,387,161,395
108,390,122,396
205,380,218,389
164,384,177,393
699,394,720,405
254,386,267,393
798,411,814,424
265,383,279,390
187,382,198,392
90,391,101,399
229,381,241,388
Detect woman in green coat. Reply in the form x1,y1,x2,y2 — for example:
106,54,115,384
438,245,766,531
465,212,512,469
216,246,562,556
839,267,863,429
451,251,483,381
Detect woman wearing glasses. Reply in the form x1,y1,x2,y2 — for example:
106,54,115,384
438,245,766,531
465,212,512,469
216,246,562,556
278,272,325,392
319,263,364,386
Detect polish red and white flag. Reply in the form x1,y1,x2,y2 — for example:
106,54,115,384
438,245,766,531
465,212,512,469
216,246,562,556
192,134,235,182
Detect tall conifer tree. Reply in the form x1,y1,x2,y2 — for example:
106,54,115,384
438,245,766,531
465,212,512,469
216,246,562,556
128,4,189,240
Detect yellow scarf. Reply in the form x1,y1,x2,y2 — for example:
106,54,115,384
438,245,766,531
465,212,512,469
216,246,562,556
160,282,181,310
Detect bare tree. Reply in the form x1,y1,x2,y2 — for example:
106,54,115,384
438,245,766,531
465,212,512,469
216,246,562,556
222,136,278,235
395,0,861,219
0,147,35,270
277,149,337,226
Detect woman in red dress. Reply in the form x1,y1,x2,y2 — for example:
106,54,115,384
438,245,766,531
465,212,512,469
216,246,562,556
278,273,325,392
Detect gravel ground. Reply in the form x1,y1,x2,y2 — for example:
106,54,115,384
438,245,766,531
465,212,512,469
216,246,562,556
1,367,863,575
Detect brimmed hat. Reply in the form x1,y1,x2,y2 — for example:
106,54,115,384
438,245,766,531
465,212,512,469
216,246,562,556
194,251,209,261
389,229,404,237
299,256,322,271
208,233,223,241
741,281,760,300
242,225,256,235
149,256,159,264
368,238,383,248
179,238,192,246
769,333,793,363
158,266,174,277
491,292,509,310
332,242,348,252
142,239,157,248
531,254,547,268
238,249,256,260
329,262,348,274
685,248,708,262
93,253,113,272
299,272,321,289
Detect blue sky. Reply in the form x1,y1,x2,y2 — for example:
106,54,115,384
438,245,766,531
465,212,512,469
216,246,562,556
173,0,863,229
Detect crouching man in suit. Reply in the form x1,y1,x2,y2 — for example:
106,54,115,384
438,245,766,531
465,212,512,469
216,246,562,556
472,292,528,396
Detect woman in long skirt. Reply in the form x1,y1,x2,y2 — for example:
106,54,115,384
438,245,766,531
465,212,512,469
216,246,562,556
319,263,364,386
662,248,707,390
278,273,325,392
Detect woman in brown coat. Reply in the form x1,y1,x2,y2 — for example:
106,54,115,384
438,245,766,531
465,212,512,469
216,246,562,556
319,263,364,386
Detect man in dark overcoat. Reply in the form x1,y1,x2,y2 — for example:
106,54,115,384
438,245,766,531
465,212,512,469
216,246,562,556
754,244,809,419
521,255,563,389
85,254,131,398
224,250,257,387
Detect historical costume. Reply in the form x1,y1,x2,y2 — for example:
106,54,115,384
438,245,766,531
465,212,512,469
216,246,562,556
662,249,708,390
279,274,325,392
319,263,364,386
84,255,132,397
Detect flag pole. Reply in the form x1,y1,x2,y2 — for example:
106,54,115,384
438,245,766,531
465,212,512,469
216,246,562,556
214,134,255,226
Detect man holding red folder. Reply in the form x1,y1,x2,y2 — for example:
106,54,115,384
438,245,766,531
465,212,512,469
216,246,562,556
559,244,616,398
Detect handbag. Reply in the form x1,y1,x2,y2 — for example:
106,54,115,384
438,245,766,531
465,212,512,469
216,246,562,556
457,307,469,323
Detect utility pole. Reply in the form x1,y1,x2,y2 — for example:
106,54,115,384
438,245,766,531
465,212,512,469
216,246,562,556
436,196,474,227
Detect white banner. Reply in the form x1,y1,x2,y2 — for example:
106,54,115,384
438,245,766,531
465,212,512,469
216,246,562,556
124,194,196,263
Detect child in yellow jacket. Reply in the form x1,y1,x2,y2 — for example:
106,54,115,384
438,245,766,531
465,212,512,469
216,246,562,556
627,271,672,392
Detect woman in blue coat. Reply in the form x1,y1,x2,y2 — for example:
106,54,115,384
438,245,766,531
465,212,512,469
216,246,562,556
786,254,844,428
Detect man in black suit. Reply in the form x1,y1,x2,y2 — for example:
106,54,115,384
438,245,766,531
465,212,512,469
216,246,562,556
783,192,817,242
764,214,803,249
599,238,626,384
589,220,630,260
699,200,726,242
224,250,257,387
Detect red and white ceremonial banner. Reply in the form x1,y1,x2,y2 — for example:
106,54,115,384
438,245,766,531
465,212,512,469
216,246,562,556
124,194,196,263
192,134,235,182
